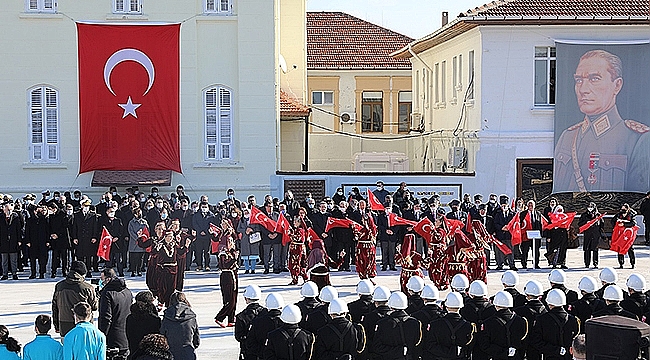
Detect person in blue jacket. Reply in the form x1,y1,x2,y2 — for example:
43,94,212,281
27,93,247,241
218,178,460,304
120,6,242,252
0,324,22,360
63,302,106,360
23,314,63,360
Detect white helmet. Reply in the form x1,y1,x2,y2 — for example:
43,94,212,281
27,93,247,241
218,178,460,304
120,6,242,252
501,270,519,287
328,298,349,315
627,274,647,293
300,281,319,298
578,276,599,294
493,291,514,308
524,280,544,297
406,276,425,293
319,286,339,303
356,279,375,296
421,284,440,300
280,305,302,324
388,291,409,310
469,280,488,297
372,286,391,302
599,267,618,284
445,292,464,308
451,274,470,291
603,285,624,302
243,284,262,300
266,293,285,310
546,289,567,307
548,269,566,285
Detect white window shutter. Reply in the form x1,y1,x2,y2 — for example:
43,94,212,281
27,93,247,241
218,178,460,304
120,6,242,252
219,88,232,160
205,86,233,161
205,88,218,160
29,86,59,163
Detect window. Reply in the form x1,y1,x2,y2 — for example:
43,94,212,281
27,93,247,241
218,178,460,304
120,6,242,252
204,86,233,161
458,54,463,90
205,0,232,13
452,56,458,100
414,70,419,109
26,0,56,12
534,46,556,106
29,86,59,162
311,91,334,105
113,0,142,14
468,50,475,100
398,92,412,133
434,63,440,104
441,61,447,104
361,91,383,133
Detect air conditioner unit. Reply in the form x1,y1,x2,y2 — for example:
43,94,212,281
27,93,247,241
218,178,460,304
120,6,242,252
448,146,467,169
410,112,423,131
432,158,446,172
340,112,355,124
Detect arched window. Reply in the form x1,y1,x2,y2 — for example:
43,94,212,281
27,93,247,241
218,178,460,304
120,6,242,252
204,86,233,161
29,86,59,162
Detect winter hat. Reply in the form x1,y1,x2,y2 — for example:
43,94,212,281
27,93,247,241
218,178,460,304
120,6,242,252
71,261,87,276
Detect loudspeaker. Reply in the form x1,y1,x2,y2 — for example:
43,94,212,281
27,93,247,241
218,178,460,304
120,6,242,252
586,315,650,360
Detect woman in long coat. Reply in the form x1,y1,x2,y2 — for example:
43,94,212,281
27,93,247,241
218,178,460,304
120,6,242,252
237,208,260,274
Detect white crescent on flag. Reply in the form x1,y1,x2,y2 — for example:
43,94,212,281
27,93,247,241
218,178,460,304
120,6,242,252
422,223,432,234
104,48,155,96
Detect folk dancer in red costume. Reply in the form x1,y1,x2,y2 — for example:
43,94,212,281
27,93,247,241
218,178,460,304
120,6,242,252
354,209,377,284
287,217,309,286
465,220,490,283
395,234,425,294
138,221,166,300
214,219,240,328
169,218,193,291
423,216,451,291
153,230,189,306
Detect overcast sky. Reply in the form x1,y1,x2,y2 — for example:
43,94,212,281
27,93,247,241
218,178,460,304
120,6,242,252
306,0,483,39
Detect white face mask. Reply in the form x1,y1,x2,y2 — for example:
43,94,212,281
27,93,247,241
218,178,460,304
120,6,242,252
108,212,116,218
587,207,595,212
231,212,238,217
182,205,188,211
82,206,89,214
160,213,168,220
156,203,163,209
67,210,74,216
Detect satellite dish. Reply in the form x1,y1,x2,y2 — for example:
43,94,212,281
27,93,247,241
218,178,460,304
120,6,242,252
279,54,288,74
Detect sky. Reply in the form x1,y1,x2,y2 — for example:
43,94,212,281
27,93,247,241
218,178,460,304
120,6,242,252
306,0,483,39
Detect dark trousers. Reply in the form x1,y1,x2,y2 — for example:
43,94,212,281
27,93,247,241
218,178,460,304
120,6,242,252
380,241,396,268
1,253,18,276
80,255,98,274
30,253,48,276
129,252,145,273
584,248,599,267
520,239,541,268
618,246,635,266
185,241,196,270
110,249,125,275
195,239,211,268
214,270,238,323
51,248,69,275
271,243,285,272
645,219,650,245
495,237,515,268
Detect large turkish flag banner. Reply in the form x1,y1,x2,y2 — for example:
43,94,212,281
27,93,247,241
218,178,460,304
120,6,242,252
77,23,181,173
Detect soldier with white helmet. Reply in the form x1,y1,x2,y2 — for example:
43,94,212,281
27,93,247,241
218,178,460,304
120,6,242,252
411,284,446,329
303,285,339,335
245,293,285,360
595,267,618,299
514,280,548,360
313,298,366,360
461,280,496,327
424,292,475,360
450,274,471,303
405,275,426,315
497,270,527,308
348,279,375,323
263,305,314,360
621,274,649,319
295,281,322,324
530,289,580,360
235,285,267,360
478,291,528,360
372,292,422,359
359,286,392,360
568,276,605,331
592,285,637,319
542,269,578,310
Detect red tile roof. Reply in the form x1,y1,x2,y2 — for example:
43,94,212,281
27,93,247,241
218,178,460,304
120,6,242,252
307,12,413,70
461,0,649,17
91,170,172,187
280,90,310,119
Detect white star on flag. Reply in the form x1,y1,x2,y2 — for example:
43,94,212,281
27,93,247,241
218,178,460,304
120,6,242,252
118,96,141,118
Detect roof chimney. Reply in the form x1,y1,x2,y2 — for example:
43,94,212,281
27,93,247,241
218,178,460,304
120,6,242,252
442,11,449,26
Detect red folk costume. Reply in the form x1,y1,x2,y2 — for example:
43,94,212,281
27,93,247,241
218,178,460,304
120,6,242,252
395,234,425,294
138,225,164,299
354,213,377,282
464,221,489,283
422,224,449,290
445,227,472,283
307,239,343,291
214,234,239,326
153,231,188,306
287,226,309,286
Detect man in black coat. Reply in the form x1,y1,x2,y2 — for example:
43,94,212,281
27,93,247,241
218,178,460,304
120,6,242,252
25,205,50,279
543,270,579,310
372,292,422,360
531,290,580,360
376,209,397,271
514,280,547,360
314,299,366,360
519,200,543,269
424,292,474,360
592,285,637,319
98,268,133,357
577,203,604,268
73,199,99,276
263,305,314,360
492,197,517,271
246,293,283,360
330,202,353,271
478,292,528,360
0,201,24,280
359,287,392,360
97,206,125,276
309,202,330,249
48,202,73,278
191,202,217,271
568,277,604,333
621,274,649,319
348,280,375,324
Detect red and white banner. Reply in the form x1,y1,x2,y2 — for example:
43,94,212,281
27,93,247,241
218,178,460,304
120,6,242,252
610,223,639,255
413,217,434,245
388,213,417,227
77,23,181,173
249,206,278,232
366,188,385,211
324,217,363,232
97,226,112,261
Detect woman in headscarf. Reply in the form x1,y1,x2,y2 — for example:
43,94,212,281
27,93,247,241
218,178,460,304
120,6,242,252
307,238,344,290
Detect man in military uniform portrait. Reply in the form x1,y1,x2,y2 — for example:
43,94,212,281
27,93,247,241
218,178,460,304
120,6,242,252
554,49,650,192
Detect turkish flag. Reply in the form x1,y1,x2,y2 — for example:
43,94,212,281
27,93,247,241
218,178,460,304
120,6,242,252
579,212,606,233
413,217,434,245
77,23,181,173
97,227,112,261
465,212,472,233
545,212,576,230
307,227,321,241
274,212,292,246
249,206,277,232
388,213,418,227
325,217,363,232
444,218,464,234
140,226,152,253
366,188,385,211
507,213,522,246
610,223,639,255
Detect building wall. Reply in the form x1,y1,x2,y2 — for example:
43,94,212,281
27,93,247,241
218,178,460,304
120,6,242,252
0,0,277,201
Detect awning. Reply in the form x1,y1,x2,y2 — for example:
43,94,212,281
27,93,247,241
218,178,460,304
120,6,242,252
91,170,172,187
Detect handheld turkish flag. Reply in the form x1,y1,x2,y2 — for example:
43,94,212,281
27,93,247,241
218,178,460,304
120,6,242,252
97,226,112,261
388,213,418,227
140,226,152,253
275,212,292,246
444,218,464,235
507,213,522,246
249,206,277,232
610,223,639,255
77,23,181,173
579,212,607,233
307,227,321,241
325,217,363,232
465,212,472,233
366,188,385,211
546,212,576,230
414,217,434,246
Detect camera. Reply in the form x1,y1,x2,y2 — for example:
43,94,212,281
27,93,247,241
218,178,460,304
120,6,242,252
90,278,100,285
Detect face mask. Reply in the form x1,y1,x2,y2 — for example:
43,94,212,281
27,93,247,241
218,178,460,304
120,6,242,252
308,203,314,208
243,214,250,219
228,194,234,199
201,208,208,213
66,210,73,216
231,212,238,218
54,196,60,201
82,206,89,213
376,186,383,190
489,199,496,204
134,190,139,195
280,210,286,214
326,204,333,210
139,197,146,202
146,205,153,210
157,203,164,209
160,213,168,220
182,205,188,211
587,207,594,212
153,192,158,196
337,191,343,196
108,212,115,218
112,191,117,196
192,207,198,213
